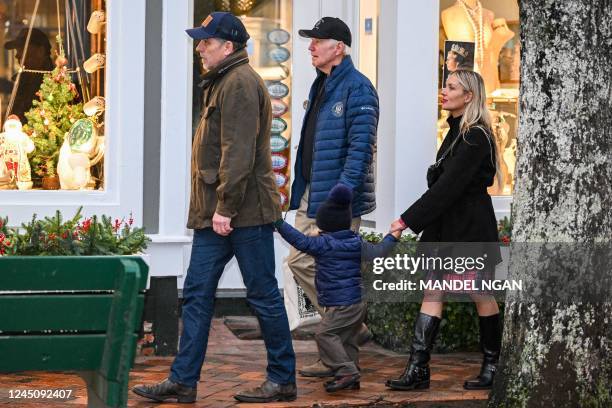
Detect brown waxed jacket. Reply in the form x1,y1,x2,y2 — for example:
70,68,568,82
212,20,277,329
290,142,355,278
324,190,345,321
187,49,281,229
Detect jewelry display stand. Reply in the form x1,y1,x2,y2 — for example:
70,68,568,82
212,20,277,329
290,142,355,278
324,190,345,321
440,0,519,196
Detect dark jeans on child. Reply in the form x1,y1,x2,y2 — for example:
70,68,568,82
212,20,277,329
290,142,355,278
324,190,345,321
315,302,366,376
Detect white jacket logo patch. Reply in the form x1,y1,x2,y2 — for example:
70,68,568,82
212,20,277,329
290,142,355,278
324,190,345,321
332,102,344,117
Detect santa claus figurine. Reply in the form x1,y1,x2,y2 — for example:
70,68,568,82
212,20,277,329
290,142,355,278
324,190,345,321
0,115,34,190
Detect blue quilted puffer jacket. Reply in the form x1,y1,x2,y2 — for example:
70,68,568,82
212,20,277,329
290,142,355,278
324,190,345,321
276,220,397,307
289,56,379,217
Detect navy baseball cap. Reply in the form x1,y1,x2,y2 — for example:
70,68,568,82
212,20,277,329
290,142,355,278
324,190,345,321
299,17,352,47
186,12,250,44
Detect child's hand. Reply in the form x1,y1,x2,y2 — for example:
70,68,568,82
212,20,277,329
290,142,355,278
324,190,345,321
306,229,321,237
390,218,407,233
390,229,402,239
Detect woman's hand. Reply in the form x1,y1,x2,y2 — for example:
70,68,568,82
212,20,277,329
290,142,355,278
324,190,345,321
390,218,407,233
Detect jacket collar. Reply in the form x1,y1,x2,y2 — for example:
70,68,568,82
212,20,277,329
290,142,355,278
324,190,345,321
315,55,355,91
198,49,249,88
447,114,463,129
323,229,358,239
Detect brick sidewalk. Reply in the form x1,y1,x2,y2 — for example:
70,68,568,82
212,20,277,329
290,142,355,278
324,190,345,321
0,319,489,407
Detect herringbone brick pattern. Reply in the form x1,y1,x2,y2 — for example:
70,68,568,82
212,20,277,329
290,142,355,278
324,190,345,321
0,319,488,407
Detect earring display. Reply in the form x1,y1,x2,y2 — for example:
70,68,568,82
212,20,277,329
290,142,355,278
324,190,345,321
271,117,288,134
274,172,288,188
265,24,292,209
267,81,289,98
268,46,290,63
271,153,288,171
267,29,290,45
270,134,289,153
271,99,289,117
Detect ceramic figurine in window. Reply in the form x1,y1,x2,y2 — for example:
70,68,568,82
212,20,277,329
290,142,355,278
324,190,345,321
0,115,34,190
58,97,105,190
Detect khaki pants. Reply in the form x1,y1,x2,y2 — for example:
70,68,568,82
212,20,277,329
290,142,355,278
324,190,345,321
316,302,366,376
284,187,361,315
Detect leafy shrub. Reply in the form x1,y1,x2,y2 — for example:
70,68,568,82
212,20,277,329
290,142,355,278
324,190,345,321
0,207,149,256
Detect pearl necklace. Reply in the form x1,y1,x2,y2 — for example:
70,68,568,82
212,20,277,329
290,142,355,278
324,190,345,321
458,0,484,72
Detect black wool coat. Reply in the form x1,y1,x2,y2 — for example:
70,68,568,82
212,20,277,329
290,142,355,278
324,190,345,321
401,115,499,243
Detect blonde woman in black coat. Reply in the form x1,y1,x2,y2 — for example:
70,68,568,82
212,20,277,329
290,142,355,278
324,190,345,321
386,70,502,391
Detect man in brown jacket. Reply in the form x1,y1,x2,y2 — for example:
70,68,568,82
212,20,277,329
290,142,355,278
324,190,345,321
132,12,296,404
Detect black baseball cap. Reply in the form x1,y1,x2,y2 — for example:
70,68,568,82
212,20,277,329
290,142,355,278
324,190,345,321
4,28,51,50
186,12,250,44
298,17,352,47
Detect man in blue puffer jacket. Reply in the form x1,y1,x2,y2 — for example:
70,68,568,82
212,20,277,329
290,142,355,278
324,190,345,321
277,185,398,392
286,17,379,377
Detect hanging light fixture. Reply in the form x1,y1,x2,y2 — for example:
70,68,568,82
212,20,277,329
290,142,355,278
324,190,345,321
214,0,231,12
83,96,105,117
83,53,105,74
213,0,256,16
87,10,106,34
231,0,257,15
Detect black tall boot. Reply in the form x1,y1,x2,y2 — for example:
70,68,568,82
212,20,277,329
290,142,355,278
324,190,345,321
464,313,501,390
386,313,441,391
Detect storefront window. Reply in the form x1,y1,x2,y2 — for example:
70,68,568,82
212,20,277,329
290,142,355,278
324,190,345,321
438,0,519,196
0,0,107,192
358,0,378,88
193,0,292,210
357,0,379,195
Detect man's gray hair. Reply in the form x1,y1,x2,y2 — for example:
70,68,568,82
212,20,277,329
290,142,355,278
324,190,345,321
328,39,351,56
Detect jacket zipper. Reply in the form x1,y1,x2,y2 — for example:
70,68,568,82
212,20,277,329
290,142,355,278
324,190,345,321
307,134,316,213
307,80,326,215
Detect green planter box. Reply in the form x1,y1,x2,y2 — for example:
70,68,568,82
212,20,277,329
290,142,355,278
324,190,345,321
0,256,148,408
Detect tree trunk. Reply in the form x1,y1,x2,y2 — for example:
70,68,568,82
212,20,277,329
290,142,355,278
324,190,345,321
489,1,612,407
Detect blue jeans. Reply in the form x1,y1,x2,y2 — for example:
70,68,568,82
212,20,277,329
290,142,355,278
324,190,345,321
169,224,296,388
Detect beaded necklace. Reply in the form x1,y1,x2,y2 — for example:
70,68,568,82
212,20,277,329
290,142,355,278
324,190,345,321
458,0,484,72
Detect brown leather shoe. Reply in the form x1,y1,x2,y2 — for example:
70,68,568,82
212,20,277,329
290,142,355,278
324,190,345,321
132,378,196,403
324,373,361,392
234,379,297,403
298,360,334,377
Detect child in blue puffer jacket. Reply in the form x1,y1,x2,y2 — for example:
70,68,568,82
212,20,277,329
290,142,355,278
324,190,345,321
275,184,399,393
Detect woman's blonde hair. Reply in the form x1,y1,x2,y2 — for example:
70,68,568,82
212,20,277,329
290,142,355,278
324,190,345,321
448,69,503,187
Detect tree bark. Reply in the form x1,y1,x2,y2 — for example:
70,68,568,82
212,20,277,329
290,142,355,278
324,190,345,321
489,1,612,407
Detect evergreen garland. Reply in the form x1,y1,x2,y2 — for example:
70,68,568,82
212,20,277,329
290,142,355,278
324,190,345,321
0,207,149,256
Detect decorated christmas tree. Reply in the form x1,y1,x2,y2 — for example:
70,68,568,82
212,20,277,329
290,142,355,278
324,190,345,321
23,55,85,183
